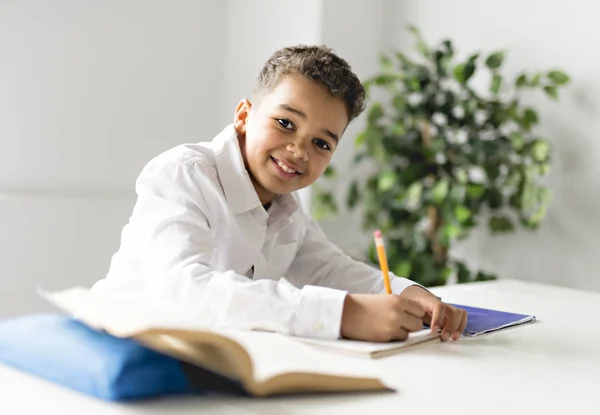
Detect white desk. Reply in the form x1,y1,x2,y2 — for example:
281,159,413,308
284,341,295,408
2,279,600,415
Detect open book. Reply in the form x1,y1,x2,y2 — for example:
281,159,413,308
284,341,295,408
39,287,438,397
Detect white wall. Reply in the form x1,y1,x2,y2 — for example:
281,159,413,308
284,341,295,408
220,0,324,212
316,0,395,256
4,0,596,319
376,0,600,291
0,0,227,317
0,0,346,317
1,0,226,192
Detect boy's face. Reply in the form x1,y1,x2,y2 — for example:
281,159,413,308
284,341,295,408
234,74,348,205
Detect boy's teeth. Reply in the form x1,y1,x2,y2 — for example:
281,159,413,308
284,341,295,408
277,160,296,174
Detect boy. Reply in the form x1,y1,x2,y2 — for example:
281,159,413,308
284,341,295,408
92,45,467,342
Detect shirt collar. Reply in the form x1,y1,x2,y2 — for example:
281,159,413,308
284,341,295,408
212,125,300,220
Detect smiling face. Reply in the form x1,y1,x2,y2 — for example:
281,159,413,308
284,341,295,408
234,74,349,205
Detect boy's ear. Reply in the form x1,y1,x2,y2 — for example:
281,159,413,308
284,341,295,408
234,99,252,135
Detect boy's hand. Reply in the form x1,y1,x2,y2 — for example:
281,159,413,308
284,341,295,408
340,294,425,342
400,285,468,341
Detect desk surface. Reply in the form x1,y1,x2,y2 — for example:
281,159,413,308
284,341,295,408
2,279,599,415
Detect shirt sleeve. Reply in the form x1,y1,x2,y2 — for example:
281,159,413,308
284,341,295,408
92,157,347,340
285,213,424,296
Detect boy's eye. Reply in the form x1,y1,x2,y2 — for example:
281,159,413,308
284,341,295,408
314,139,332,151
276,119,294,130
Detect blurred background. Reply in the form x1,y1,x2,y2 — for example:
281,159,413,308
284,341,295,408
1,0,599,317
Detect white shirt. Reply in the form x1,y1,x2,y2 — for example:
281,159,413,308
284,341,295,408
92,125,418,339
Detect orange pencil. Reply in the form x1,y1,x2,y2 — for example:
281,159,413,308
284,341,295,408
373,230,392,294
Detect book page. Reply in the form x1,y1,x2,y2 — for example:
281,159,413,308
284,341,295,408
39,287,203,336
40,288,400,384
294,329,439,357
218,330,381,383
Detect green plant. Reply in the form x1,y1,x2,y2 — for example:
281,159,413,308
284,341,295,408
313,26,570,287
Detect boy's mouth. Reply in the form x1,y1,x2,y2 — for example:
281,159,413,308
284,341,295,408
270,156,303,176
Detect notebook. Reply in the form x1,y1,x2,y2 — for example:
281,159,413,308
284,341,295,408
295,329,440,359
451,304,536,337
288,304,536,358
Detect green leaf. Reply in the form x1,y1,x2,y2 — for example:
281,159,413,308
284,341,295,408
491,74,502,95
510,133,524,150
544,85,558,99
407,76,420,91
537,187,553,204
380,54,393,72
509,191,522,209
431,179,450,203
466,184,485,199
353,152,367,165
392,93,407,112
372,73,400,86
530,140,550,162
505,170,521,188
407,25,429,56
394,51,413,67
520,182,536,211
354,131,366,147
475,270,496,281
454,169,468,184
394,261,412,278
323,165,336,178
441,223,462,241
366,129,386,162
405,182,423,210
411,253,441,286
485,188,504,209
468,52,480,63
522,108,539,129
515,74,527,88
454,205,472,223
547,70,570,85
449,184,466,202
442,265,453,282
312,191,338,220
347,180,360,209
442,39,454,55
488,216,514,233
528,205,547,225
529,72,542,87
485,51,505,69
378,171,396,192
454,62,476,84
407,24,421,36
392,123,406,136
368,103,384,124
484,163,501,182
455,261,471,283
434,41,454,75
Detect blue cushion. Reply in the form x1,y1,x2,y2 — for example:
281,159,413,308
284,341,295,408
0,313,247,401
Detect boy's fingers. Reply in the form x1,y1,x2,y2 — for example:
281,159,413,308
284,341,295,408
401,313,424,333
430,303,445,334
443,307,463,341
398,297,425,318
441,307,458,341
453,309,469,340
391,327,409,342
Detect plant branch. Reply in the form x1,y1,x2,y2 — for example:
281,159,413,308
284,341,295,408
422,120,447,265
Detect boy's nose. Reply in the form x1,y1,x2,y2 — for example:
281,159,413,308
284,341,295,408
286,142,309,161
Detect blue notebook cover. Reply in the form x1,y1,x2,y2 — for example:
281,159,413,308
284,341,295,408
451,304,536,337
